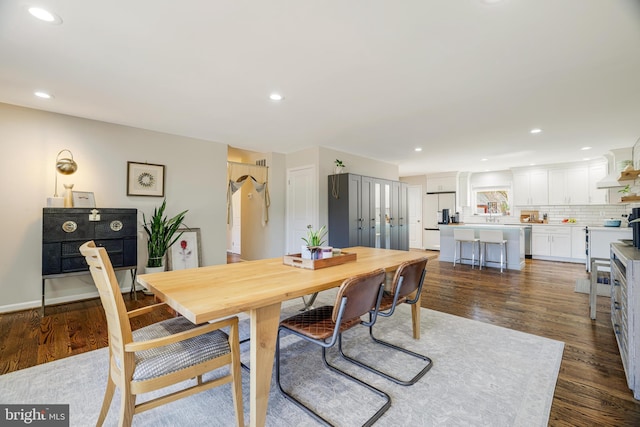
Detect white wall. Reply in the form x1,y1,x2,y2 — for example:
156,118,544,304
0,103,228,312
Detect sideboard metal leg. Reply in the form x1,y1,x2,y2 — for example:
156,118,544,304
129,268,138,301
41,278,46,317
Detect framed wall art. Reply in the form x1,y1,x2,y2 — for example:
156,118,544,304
127,161,165,197
72,191,96,208
167,228,202,271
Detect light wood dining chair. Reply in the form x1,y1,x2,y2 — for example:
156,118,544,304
79,241,244,427
339,257,432,385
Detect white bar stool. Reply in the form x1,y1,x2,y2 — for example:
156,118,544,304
453,229,479,268
479,230,507,272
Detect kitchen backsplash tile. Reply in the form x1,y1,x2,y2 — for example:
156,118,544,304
461,204,640,226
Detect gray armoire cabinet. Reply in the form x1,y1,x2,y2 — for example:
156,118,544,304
328,173,408,250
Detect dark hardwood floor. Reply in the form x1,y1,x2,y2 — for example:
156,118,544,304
423,258,640,426
1,254,639,425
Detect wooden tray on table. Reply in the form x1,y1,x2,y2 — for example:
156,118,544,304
283,251,357,270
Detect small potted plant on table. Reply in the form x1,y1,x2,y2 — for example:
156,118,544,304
301,225,328,260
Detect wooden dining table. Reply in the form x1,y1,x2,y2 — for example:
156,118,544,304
137,246,428,427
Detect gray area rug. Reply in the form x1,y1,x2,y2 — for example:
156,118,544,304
0,291,564,426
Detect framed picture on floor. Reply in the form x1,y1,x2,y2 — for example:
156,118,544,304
167,228,202,271
127,161,165,197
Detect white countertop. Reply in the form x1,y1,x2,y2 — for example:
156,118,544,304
588,226,632,231
456,222,631,228
440,223,530,228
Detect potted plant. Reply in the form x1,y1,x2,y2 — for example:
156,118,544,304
143,200,188,271
619,184,633,198
301,225,327,260
334,159,345,174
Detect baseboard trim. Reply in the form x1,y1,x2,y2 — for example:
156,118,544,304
0,285,141,314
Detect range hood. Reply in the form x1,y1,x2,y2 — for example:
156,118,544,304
596,148,633,189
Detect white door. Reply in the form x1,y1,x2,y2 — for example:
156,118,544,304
232,190,241,253
408,185,423,249
226,190,241,254
286,165,317,255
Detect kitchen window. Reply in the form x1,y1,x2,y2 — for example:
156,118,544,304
469,171,513,216
475,188,511,216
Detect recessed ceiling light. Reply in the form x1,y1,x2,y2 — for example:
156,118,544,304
269,93,283,101
530,128,542,134
481,158,488,161
583,158,591,161
529,163,536,166
414,147,422,152
28,7,62,24
581,146,592,151
34,91,53,99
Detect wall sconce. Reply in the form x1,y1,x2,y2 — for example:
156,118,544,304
53,149,78,197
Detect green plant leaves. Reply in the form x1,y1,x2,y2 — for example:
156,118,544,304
301,225,327,247
142,199,188,267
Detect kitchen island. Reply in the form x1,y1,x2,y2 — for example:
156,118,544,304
439,224,526,270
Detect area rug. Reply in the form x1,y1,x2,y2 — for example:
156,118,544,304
0,293,564,426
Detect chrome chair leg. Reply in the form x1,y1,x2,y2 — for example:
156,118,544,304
471,241,476,269
276,329,391,427
453,241,458,267
338,319,433,386
301,292,318,311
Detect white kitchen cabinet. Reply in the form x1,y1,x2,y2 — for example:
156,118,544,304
588,160,609,204
426,175,456,193
531,232,552,256
513,169,548,206
531,226,572,260
548,166,589,205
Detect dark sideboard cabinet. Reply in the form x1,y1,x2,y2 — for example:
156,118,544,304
41,208,138,314
328,173,408,251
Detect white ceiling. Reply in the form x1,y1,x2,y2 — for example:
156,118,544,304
2,0,640,175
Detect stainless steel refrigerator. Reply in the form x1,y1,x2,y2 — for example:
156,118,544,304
424,192,456,250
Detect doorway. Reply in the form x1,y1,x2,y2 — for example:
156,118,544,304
226,187,241,255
